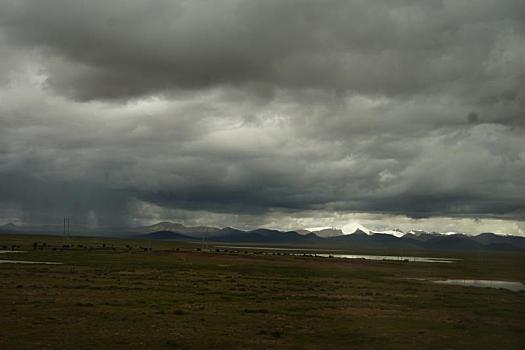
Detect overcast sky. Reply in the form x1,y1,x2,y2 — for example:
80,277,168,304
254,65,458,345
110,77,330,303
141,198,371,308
0,0,524,235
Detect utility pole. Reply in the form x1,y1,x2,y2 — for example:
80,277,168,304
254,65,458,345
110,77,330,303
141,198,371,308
63,216,71,245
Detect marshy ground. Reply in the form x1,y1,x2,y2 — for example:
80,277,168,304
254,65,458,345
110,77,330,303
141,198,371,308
0,234,524,349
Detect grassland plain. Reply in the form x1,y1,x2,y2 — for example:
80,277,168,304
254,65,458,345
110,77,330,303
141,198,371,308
0,234,524,350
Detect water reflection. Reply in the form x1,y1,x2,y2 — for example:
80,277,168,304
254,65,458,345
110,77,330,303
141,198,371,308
305,253,457,263
0,259,63,264
0,250,62,264
433,279,525,292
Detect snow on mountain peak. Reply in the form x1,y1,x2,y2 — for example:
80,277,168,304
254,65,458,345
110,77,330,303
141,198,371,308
342,223,373,235
371,229,405,238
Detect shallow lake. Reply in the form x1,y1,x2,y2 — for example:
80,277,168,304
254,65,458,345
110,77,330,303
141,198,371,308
433,279,525,292
216,246,458,263
0,250,62,264
302,253,458,263
216,245,340,251
0,259,63,264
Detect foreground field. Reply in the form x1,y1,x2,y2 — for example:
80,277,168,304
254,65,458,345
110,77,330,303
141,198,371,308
0,234,524,349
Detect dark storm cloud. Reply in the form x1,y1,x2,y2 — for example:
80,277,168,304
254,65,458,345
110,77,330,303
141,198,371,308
1,1,524,106
0,173,131,227
0,1,524,230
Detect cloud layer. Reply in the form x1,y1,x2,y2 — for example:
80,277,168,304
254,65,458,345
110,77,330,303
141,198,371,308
0,1,524,233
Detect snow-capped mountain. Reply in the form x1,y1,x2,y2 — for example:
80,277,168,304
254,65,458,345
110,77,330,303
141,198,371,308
342,223,374,235
343,224,405,237
370,228,405,238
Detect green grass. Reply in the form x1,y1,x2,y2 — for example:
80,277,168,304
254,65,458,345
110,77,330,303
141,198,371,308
0,233,524,349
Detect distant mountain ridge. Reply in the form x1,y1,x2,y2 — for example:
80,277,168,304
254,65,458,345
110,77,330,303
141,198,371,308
137,230,194,240
132,223,525,251
132,222,221,237
2,221,525,251
311,228,344,238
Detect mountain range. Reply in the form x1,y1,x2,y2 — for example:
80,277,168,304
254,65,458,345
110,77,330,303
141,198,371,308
2,222,524,251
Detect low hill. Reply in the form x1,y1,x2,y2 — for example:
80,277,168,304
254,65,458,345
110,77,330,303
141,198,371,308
472,232,525,249
420,234,484,250
133,222,220,237
137,230,194,240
